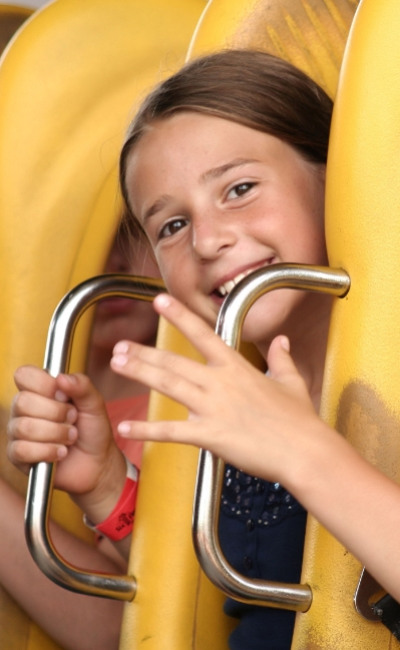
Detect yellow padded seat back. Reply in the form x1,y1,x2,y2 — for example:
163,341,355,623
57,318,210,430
0,1,206,648
296,0,400,647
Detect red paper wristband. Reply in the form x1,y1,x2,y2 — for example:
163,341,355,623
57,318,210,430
84,460,139,542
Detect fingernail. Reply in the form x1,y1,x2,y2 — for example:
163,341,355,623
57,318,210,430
66,407,77,424
57,446,68,459
113,341,129,354
55,390,68,402
68,426,77,441
112,354,128,367
154,293,172,309
117,422,131,437
280,335,290,352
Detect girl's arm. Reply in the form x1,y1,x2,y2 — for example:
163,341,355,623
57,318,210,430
0,477,124,650
109,293,400,602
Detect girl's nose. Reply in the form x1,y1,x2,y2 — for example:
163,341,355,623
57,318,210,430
191,213,236,260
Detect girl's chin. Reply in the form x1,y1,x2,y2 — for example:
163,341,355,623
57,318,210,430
238,305,281,349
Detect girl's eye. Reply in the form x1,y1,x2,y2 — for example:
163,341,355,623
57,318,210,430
158,217,188,240
227,182,255,200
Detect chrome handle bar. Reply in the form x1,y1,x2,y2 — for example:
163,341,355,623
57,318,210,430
25,265,349,604
25,274,164,600
192,263,351,612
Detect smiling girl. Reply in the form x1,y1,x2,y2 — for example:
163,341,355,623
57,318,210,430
8,50,400,649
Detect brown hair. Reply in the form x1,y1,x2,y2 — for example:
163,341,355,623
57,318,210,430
119,49,333,237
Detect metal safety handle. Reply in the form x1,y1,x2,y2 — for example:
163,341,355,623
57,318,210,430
25,274,164,600
192,263,351,612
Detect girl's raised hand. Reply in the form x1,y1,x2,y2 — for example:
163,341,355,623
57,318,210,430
110,294,320,484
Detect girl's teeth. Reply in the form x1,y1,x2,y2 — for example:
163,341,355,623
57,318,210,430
224,280,236,293
234,272,246,284
218,272,248,296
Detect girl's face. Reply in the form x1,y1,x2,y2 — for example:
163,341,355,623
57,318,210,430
125,112,328,350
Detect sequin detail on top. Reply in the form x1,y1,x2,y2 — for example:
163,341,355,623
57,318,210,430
221,465,302,527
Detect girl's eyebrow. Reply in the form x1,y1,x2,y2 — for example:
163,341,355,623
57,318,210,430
143,194,173,225
200,157,260,183
142,158,260,225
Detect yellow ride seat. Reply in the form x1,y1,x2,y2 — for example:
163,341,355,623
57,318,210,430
0,1,207,648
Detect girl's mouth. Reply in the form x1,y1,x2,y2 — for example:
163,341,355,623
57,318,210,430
213,259,276,299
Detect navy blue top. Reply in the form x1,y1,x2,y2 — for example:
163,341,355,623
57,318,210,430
219,465,307,649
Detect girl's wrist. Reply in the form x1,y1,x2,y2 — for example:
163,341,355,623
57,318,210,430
286,418,352,506
83,457,139,541
73,448,128,525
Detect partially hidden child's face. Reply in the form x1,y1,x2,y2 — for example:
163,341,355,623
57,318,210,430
125,112,328,346
92,238,160,351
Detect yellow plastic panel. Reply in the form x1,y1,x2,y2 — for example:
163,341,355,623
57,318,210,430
293,0,400,648
120,318,236,650
0,1,206,649
189,0,359,98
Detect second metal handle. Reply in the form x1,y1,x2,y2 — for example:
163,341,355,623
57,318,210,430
192,263,351,612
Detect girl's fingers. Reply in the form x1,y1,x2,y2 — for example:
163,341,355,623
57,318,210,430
111,344,206,412
110,296,251,410
116,417,261,478
267,335,313,401
267,335,296,381
7,415,77,445
54,373,106,416
8,439,69,470
14,366,105,417
11,390,77,423
111,334,250,416
152,294,230,363
117,417,207,449
13,365,57,396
